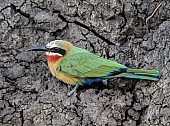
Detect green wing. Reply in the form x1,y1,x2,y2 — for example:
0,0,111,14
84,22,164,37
57,47,127,78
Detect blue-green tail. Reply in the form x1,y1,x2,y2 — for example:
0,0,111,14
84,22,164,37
112,68,160,81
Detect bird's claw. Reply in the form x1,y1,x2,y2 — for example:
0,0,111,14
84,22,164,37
66,85,79,97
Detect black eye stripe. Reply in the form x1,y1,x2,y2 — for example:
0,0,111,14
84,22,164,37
49,47,66,56
49,47,59,52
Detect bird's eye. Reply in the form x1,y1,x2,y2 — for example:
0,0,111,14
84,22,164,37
50,47,59,53
48,47,66,56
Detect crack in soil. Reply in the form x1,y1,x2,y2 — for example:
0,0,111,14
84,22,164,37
20,109,24,126
53,10,116,45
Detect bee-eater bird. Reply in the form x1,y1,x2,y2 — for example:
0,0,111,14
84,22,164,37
28,40,160,96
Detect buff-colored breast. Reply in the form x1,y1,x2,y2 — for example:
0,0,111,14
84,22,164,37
48,59,82,85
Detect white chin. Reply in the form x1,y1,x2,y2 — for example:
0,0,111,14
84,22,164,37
46,52,63,56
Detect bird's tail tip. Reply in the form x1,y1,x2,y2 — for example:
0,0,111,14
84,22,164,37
105,68,160,81
128,69,160,76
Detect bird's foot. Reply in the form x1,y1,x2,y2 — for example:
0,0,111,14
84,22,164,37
66,85,79,97
102,80,108,85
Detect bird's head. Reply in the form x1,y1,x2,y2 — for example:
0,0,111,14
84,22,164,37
28,40,72,62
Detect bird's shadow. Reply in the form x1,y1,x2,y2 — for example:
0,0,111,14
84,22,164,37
75,78,139,95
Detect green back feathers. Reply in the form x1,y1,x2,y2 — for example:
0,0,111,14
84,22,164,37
57,46,160,81
57,46,127,78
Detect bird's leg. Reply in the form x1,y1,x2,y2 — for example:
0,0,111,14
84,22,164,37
66,85,79,97
102,79,108,85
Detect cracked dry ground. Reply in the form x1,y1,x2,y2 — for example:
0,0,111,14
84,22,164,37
0,0,170,126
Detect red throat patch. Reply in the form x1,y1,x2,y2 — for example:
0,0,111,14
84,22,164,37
47,55,62,62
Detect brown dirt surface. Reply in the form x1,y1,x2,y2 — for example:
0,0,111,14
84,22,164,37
0,0,170,126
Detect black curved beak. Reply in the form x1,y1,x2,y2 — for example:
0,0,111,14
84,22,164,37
28,46,48,52
28,46,66,56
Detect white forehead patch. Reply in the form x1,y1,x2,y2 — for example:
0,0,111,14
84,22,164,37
46,52,63,56
46,40,63,48
46,42,56,48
